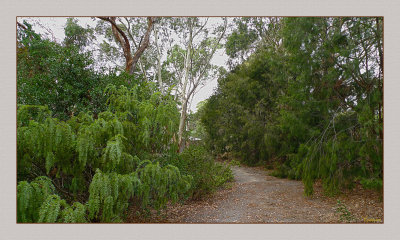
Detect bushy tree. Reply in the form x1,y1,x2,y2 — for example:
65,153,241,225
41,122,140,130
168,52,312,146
201,17,383,196
17,22,107,120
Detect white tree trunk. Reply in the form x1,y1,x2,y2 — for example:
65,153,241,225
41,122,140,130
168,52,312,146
178,18,192,152
153,23,163,94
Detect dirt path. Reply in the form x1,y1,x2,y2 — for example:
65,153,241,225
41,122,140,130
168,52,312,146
175,165,340,223
130,164,383,223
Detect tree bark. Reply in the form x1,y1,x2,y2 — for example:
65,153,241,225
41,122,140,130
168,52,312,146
178,99,189,152
98,17,133,73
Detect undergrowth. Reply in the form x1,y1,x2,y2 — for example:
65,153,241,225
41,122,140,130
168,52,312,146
17,85,232,222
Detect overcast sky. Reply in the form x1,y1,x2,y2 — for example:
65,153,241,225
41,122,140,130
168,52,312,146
18,17,230,113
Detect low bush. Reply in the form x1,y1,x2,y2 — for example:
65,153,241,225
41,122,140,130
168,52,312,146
360,178,383,192
174,145,233,199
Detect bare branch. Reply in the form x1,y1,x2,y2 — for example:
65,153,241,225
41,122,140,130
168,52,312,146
192,18,209,39
17,22,27,30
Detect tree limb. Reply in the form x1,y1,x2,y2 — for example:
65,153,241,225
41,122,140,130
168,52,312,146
98,16,156,75
17,22,27,30
97,17,133,73
121,17,149,81
130,17,155,74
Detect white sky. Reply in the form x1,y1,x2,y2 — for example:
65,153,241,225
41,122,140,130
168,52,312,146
18,17,229,113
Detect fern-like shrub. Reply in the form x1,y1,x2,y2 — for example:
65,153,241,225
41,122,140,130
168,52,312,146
60,202,87,223
87,169,140,222
17,176,55,222
17,177,87,223
17,84,223,223
87,164,191,222
136,162,192,209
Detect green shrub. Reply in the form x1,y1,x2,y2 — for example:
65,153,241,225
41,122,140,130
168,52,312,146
200,17,383,197
228,159,241,167
178,146,233,199
17,176,55,222
17,84,192,222
17,177,88,223
360,178,383,191
87,169,140,222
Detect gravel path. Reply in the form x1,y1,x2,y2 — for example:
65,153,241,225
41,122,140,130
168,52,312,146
128,164,383,223
180,165,339,223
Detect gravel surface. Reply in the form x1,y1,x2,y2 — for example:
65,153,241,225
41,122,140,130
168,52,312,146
127,164,383,223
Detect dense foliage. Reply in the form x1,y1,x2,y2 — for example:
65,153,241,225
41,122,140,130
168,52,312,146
17,22,232,222
17,80,232,222
163,145,234,199
200,17,383,196
17,21,134,120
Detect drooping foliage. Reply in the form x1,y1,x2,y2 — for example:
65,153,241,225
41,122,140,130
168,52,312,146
17,85,189,221
17,176,87,223
201,17,383,196
87,169,140,222
17,176,55,222
17,75,231,222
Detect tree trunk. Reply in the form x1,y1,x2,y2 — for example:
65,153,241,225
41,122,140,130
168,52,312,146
153,22,163,94
178,98,189,152
178,18,193,152
177,18,227,152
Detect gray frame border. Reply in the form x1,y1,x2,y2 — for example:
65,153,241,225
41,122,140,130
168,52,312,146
1,0,399,239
